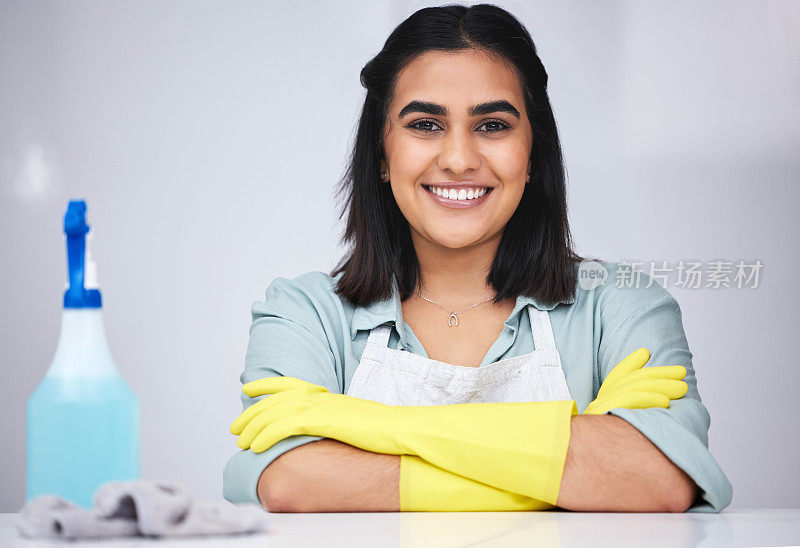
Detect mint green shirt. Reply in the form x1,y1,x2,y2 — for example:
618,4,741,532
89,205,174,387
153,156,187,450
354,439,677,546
222,260,732,512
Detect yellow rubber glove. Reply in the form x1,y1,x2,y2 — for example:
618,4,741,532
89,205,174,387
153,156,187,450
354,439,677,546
231,377,577,506
583,348,688,415
400,455,553,511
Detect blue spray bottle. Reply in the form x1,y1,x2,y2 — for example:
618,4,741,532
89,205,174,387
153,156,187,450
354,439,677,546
26,200,140,508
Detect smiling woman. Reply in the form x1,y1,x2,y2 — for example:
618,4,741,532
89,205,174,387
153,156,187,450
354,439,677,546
223,3,732,515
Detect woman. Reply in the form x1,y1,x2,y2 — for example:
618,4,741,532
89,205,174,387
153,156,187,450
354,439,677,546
223,4,732,513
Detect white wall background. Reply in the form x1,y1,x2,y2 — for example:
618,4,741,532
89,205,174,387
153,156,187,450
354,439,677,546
1,0,798,512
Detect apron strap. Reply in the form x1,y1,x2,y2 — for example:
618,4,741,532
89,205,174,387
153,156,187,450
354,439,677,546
365,322,393,348
527,306,557,351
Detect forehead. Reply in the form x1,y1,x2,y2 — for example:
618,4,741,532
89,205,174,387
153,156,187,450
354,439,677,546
391,49,525,112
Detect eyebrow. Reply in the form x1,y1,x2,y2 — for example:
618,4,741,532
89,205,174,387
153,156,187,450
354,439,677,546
398,99,521,119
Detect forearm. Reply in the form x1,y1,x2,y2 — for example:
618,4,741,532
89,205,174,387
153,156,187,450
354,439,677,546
258,438,400,512
261,440,552,512
556,414,698,512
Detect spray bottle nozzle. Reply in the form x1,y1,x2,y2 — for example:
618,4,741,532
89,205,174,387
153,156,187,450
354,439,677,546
64,200,102,308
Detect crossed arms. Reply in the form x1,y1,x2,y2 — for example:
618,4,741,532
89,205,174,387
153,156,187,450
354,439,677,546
257,414,698,513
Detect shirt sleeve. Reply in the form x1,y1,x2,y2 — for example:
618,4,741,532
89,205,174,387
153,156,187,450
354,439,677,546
223,276,340,506
596,272,733,513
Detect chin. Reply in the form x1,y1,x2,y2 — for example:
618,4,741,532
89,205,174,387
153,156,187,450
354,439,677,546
426,230,488,249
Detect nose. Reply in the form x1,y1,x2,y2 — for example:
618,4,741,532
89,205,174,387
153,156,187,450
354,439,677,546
436,126,482,177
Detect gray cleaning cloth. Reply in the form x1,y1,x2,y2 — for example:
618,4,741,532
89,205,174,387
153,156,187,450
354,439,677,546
17,479,269,540
17,495,139,540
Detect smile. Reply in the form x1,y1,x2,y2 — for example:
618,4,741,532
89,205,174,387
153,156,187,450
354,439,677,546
422,185,494,209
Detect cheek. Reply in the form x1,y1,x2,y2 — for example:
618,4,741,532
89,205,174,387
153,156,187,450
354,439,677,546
389,180,420,218
486,142,530,178
390,139,435,176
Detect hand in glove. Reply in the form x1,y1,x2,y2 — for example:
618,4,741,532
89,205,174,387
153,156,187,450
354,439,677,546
582,348,687,415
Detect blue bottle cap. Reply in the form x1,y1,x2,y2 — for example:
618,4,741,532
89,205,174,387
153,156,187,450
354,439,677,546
63,200,102,308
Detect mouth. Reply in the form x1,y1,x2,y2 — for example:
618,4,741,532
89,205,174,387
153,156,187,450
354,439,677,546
422,184,495,208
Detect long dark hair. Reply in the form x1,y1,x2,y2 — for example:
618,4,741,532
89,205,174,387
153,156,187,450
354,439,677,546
331,3,583,307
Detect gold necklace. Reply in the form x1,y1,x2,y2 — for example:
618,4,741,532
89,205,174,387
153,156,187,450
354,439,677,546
413,289,496,327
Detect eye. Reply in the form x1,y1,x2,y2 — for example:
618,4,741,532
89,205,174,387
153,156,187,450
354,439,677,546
477,119,511,133
405,119,442,133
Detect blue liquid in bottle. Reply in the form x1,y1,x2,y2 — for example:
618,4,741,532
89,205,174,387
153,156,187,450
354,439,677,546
26,373,139,508
26,201,140,508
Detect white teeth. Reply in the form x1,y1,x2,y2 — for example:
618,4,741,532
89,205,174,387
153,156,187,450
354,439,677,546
426,186,489,200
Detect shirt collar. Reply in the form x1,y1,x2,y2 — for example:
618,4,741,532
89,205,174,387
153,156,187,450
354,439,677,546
349,274,576,342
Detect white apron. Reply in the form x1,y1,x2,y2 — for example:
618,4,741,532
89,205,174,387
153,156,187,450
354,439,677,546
346,304,572,405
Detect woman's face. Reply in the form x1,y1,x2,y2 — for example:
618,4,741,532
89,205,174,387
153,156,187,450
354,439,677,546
381,49,533,250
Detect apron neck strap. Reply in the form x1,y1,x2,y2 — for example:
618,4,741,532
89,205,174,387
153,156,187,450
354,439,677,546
527,305,557,351
365,322,393,348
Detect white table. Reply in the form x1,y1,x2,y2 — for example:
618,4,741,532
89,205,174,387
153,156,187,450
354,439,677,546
2,509,799,547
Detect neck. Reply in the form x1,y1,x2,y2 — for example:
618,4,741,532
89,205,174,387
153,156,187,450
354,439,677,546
409,229,503,308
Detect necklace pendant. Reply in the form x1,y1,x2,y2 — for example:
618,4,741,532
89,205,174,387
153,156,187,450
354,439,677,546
448,313,458,327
